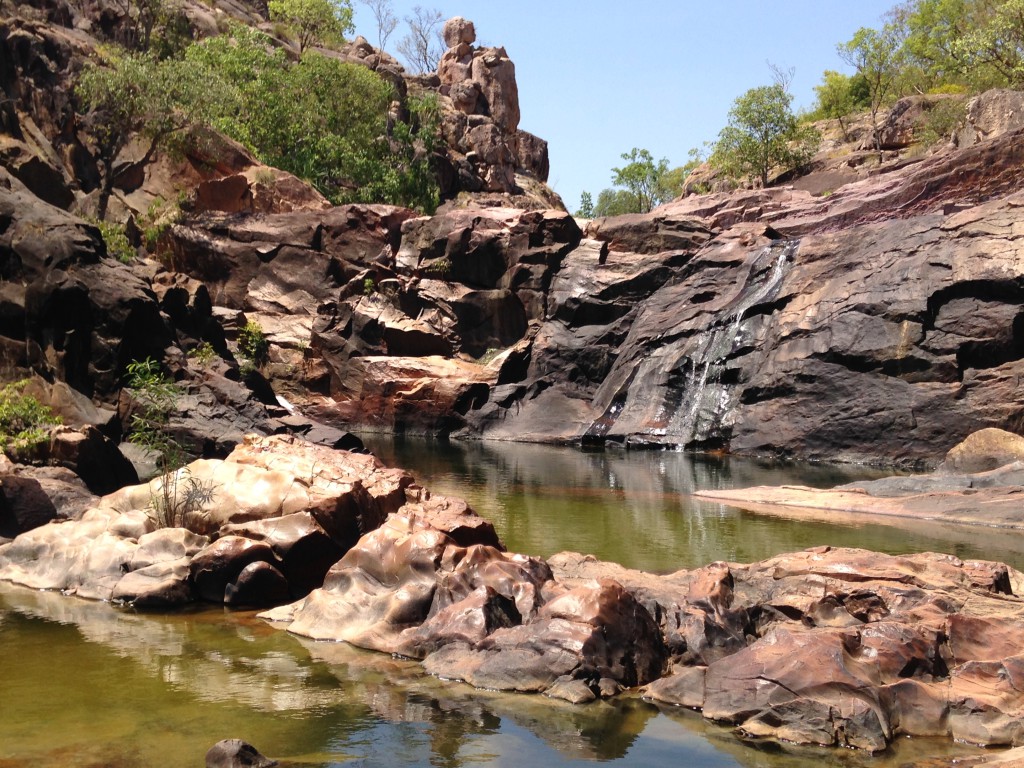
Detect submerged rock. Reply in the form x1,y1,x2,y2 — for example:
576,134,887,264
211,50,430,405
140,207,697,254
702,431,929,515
205,739,277,768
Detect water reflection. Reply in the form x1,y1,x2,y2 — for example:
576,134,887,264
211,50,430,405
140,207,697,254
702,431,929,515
2,440,1016,768
0,582,989,768
366,437,1024,572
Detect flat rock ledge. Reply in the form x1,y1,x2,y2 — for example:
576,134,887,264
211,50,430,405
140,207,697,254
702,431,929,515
4,436,1024,753
693,461,1024,531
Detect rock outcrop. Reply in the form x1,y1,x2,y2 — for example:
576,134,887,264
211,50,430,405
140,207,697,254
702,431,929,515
0,434,492,607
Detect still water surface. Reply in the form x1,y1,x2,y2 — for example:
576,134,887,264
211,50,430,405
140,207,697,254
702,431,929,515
1,440,1016,767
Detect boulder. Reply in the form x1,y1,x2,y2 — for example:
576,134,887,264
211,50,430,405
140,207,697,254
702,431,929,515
0,435,416,604
940,428,1024,474
205,740,277,768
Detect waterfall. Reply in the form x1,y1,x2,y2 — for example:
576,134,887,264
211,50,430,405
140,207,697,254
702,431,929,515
659,239,798,448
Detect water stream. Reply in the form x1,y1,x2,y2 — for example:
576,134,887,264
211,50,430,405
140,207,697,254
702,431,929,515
1,440,1017,767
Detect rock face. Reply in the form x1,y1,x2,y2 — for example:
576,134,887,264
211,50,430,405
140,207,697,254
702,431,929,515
458,126,1024,467
434,17,549,198
0,434,481,606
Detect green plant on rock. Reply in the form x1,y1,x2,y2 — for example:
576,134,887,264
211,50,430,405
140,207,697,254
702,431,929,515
238,320,270,366
187,341,217,365
0,381,61,454
93,219,136,263
920,97,967,146
125,358,215,529
141,196,182,251
424,256,451,278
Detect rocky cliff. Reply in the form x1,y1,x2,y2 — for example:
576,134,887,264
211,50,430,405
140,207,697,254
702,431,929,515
4,2,1024,472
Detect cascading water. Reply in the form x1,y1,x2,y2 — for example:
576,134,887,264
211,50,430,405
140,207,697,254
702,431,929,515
658,239,799,448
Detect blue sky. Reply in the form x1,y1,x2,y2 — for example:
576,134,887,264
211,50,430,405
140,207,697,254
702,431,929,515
352,1,898,211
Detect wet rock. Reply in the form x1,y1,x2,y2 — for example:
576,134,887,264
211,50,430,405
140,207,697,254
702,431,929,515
190,536,279,603
224,560,291,607
205,739,277,768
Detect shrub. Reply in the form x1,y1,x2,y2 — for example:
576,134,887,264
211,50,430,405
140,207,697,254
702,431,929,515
0,381,61,453
238,320,270,365
94,219,136,263
920,98,967,146
188,341,218,365
125,358,215,529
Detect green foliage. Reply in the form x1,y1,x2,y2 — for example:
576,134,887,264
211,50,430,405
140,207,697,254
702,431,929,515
895,0,1024,90
711,84,820,187
238,320,270,366
575,191,594,218
185,27,438,211
424,256,451,277
809,70,871,138
140,196,182,251
125,358,214,529
611,148,671,214
363,277,376,295
920,97,968,144
592,188,643,217
839,24,907,150
76,48,224,219
93,219,136,263
587,148,676,217
0,381,61,454
188,341,218,365
268,0,354,52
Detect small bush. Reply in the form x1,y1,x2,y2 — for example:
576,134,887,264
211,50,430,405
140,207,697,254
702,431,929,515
0,380,61,453
238,320,270,365
363,277,376,296
920,99,966,147
94,220,136,263
188,341,218,365
141,197,183,251
125,358,216,530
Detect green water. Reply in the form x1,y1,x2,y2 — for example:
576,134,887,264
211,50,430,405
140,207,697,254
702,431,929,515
0,440,1017,767
367,437,1024,572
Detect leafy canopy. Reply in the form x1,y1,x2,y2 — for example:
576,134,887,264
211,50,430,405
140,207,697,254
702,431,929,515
268,0,354,52
711,84,819,187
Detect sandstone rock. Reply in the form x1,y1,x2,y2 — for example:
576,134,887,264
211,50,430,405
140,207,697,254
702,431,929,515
940,428,1024,474
0,465,96,538
0,435,416,603
189,536,279,603
48,425,138,494
221,512,343,597
962,89,1024,145
224,560,291,606
442,17,476,48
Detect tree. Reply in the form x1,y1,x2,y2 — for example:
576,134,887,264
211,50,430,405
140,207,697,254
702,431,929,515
593,188,642,217
185,26,439,211
812,70,869,139
839,25,906,151
76,50,220,219
575,191,594,218
397,5,444,73
268,0,354,53
360,0,398,52
711,84,819,187
611,148,670,214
